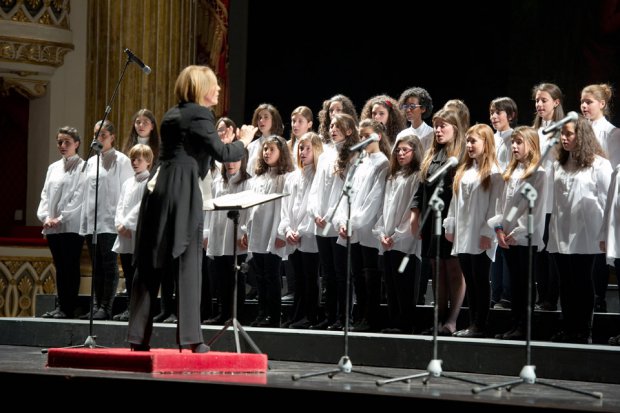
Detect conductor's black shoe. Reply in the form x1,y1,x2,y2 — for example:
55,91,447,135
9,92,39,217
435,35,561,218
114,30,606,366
130,343,150,352
190,343,210,353
308,319,329,330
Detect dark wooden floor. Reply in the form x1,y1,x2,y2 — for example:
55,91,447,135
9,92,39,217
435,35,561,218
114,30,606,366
1,345,618,412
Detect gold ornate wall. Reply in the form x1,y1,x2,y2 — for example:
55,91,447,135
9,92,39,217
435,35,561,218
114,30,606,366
0,0,74,98
85,0,196,150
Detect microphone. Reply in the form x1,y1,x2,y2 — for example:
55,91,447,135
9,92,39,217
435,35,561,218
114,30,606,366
426,156,458,184
124,48,151,74
349,134,380,152
542,111,578,135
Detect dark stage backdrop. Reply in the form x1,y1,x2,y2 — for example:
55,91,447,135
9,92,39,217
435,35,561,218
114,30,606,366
243,0,620,135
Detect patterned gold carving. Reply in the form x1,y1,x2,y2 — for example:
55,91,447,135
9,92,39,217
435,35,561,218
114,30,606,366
0,38,73,66
1,0,70,28
0,255,54,317
0,76,47,98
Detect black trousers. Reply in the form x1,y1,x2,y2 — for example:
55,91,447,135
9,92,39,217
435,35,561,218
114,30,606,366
288,249,320,323
209,254,247,320
85,233,118,312
47,233,84,315
551,253,596,335
503,245,537,330
349,243,381,328
458,252,491,330
383,250,420,331
128,227,204,346
250,252,282,322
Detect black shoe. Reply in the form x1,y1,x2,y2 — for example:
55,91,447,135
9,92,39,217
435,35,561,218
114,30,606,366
257,316,280,328
594,299,607,313
453,328,485,338
350,319,371,332
130,343,150,352
535,302,558,311
608,334,620,346
52,310,68,319
79,307,99,320
190,343,210,353
308,319,330,330
381,328,406,334
92,308,110,320
163,314,178,323
495,328,516,339
41,308,61,318
281,293,295,301
327,320,343,331
153,312,171,323
246,288,258,300
202,316,227,325
289,318,312,329
502,327,524,340
113,309,130,321
250,315,266,327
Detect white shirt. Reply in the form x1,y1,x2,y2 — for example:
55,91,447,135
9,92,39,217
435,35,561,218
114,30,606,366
307,146,344,238
204,171,252,257
278,165,318,258
373,171,421,257
488,164,547,249
246,136,266,177
333,151,389,249
247,169,291,255
80,149,134,235
494,129,513,172
547,155,612,254
37,155,85,235
538,125,556,214
112,170,149,254
444,162,503,260
600,165,620,261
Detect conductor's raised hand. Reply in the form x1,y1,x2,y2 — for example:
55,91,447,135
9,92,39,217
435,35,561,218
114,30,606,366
237,125,258,148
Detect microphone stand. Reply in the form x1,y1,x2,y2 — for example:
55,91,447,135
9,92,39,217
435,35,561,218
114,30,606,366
472,131,602,399
377,173,487,387
293,150,390,381
42,54,133,354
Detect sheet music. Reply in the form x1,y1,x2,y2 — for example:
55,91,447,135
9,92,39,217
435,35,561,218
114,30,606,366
209,189,288,210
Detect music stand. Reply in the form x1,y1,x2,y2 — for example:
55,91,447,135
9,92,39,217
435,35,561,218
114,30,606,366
206,190,288,353
293,151,390,382
471,133,602,399
42,51,136,354
377,176,487,387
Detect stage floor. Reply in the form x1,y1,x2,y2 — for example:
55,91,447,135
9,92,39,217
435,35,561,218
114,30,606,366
1,345,618,412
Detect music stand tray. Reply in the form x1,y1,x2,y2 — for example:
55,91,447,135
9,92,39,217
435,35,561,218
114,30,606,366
206,190,288,354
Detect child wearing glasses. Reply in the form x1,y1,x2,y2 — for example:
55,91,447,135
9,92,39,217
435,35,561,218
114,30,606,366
396,87,434,152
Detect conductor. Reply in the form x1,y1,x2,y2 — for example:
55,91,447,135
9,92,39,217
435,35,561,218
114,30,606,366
128,65,256,352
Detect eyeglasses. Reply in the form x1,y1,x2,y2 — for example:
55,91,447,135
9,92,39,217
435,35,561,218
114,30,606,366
134,119,151,126
395,148,413,155
400,104,423,111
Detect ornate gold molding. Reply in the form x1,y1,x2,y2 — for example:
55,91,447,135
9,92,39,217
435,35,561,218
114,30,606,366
0,74,48,98
0,37,73,67
0,0,70,29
